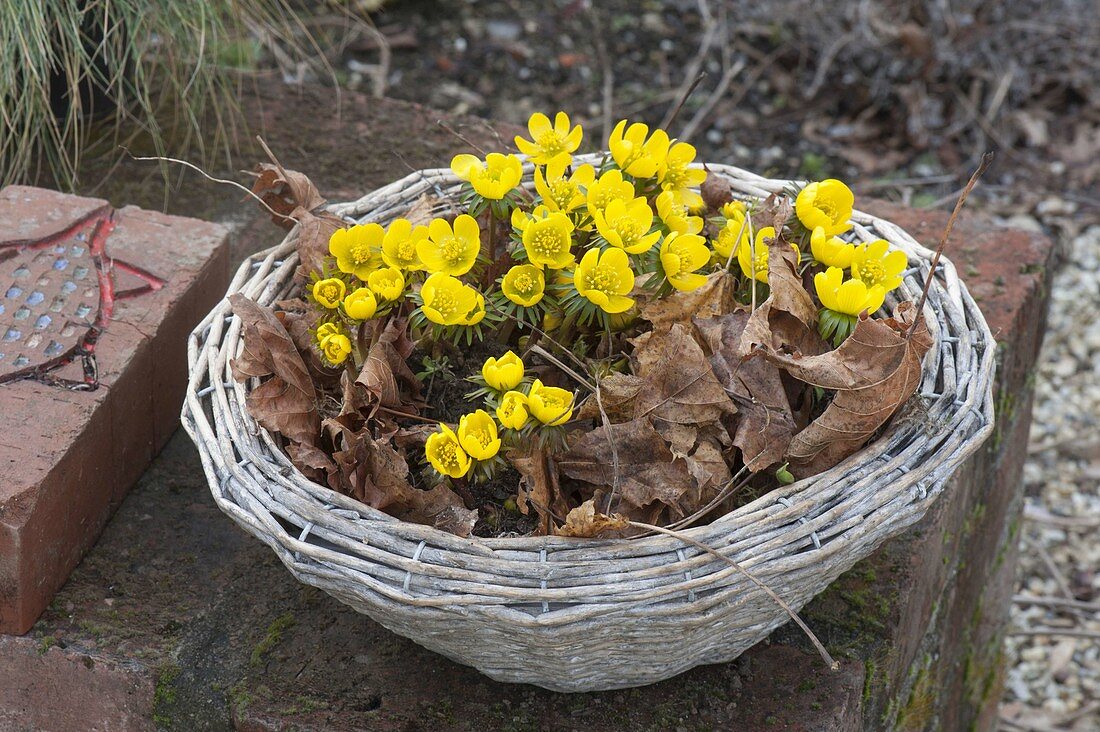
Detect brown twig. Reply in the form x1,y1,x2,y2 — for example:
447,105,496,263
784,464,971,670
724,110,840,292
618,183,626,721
627,520,839,671
436,120,487,156
906,151,994,339
593,376,622,509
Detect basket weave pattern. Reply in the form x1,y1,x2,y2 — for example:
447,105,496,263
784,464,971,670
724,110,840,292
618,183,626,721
182,158,995,691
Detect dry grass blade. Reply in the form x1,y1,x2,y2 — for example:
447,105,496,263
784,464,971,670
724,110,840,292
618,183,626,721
907,151,994,338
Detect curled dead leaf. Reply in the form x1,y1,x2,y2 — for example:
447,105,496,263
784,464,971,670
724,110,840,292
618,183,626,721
739,235,827,358
554,500,629,538
700,168,734,212
766,302,934,477
641,270,740,331
229,294,319,446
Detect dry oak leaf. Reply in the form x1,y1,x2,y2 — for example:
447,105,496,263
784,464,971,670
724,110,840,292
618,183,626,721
765,302,933,477
230,294,320,447
356,318,422,414
251,161,345,275
558,418,707,525
326,418,476,536
641,270,740,332
700,167,734,212
509,447,570,535
738,235,827,359
628,323,737,457
696,311,797,472
554,500,630,538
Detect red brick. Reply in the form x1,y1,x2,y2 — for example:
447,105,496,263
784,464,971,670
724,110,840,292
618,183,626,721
0,635,153,731
0,186,229,634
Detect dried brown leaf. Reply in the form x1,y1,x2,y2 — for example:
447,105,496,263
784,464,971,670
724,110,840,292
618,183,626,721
739,236,827,358
641,271,740,331
554,500,630,538
250,162,345,274
326,418,476,536
509,447,568,534
696,311,797,471
700,168,734,212
229,294,319,446
286,442,338,488
355,319,422,413
765,303,933,477
558,418,706,524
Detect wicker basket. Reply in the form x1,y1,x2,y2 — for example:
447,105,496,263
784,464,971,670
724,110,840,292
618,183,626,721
181,157,995,692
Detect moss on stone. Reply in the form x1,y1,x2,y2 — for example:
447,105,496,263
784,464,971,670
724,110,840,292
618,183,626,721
250,611,296,667
152,662,181,727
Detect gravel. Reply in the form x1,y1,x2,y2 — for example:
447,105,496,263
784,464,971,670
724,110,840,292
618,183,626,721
1001,223,1100,731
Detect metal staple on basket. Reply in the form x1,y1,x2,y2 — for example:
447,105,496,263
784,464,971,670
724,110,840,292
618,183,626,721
180,156,996,692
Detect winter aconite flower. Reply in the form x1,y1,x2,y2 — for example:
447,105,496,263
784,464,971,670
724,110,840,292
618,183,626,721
343,287,378,320
458,409,502,461
329,223,384,280
534,158,594,213
368,267,405,301
527,379,574,426
795,179,854,236
657,142,706,209
417,215,481,276
720,200,747,219
496,390,530,430
608,120,670,178
419,272,481,326
521,209,576,269
850,239,907,293
574,247,635,313
655,191,703,234
711,210,749,260
425,424,471,478
514,111,583,165
737,227,801,283
815,266,885,316
809,226,855,269
312,277,346,309
315,323,352,366
584,169,636,213
501,264,546,307
482,351,525,391
381,218,428,271
464,293,487,326
660,232,710,292
591,197,660,254
450,153,523,200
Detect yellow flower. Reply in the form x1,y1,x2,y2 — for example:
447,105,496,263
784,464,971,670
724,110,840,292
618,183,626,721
417,215,481,276
496,390,530,430
319,333,352,366
810,226,855,269
591,197,660,254
501,264,546,307
737,227,801,283
608,120,670,178
534,158,594,213
482,351,524,391
368,266,405,301
527,379,574,426
312,277,346,309
450,152,523,200
711,210,749,260
521,209,576,269
815,266,886,316
343,287,377,320
315,322,342,342
419,272,480,326
329,224,384,280
514,111,583,165
457,409,502,461
657,141,706,209
655,190,703,234
660,232,710,292
720,200,747,219
464,292,486,325
795,179,854,236
425,424,471,478
382,218,428,271
584,169,636,213
573,247,635,314
850,239,907,293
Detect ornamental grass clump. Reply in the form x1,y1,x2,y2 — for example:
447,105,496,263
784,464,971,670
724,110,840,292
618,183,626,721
232,111,933,539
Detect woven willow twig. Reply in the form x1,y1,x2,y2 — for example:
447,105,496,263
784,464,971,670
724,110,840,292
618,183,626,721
181,156,995,692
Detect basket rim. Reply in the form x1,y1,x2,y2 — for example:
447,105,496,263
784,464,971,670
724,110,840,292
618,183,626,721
183,156,996,557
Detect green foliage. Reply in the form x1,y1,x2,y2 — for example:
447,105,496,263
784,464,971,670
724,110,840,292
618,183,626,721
0,0,357,189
